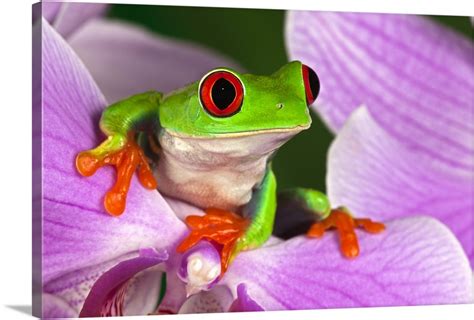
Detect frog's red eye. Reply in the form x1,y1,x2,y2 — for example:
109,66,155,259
302,64,320,105
199,71,244,117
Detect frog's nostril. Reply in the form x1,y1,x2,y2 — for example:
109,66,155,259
276,103,284,110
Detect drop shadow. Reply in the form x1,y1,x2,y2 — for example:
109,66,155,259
5,305,32,316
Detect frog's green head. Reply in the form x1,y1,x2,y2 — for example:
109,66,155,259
159,61,319,138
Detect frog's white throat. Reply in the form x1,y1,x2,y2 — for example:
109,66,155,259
155,127,304,211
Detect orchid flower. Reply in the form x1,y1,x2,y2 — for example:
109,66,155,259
37,7,473,318
285,11,474,267
34,1,108,38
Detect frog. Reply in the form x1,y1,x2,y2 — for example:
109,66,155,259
75,61,385,275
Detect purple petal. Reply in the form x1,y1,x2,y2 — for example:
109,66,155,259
44,249,166,317
79,248,167,317
43,251,137,316
229,284,264,312
286,12,474,174
121,260,166,316
38,2,62,23
222,217,473,309
327,107,473,266
52,2,108,38
41,18,186,283
42,293,77,318
178,286,234,314
156,264,188,314
165,196,205,221
68,19,242,103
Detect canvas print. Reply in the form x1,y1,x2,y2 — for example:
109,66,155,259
32,1,474,318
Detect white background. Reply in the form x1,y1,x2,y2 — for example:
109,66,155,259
0,0,473,319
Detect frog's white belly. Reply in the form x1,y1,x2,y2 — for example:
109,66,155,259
155,129,299,212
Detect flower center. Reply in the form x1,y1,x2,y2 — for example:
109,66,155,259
178,241,222,296
100,281,130,316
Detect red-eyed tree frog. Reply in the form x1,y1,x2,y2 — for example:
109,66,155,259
76,61,385,274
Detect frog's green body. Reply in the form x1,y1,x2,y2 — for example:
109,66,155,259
77,61,383,271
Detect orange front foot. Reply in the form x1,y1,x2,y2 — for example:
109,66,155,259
307,208,385,258
177,208,249,274
76,138,157,216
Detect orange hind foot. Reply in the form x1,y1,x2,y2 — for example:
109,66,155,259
307,208,385,258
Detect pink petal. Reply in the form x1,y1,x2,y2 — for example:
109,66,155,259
286,12,474,174
229,284,264,312
68,19,242,103
40,18,186,283
79,248,167,317
38,2,62,23
42,293,77,318
52,2,108,38
222,217,473,309
43,249,166,317
327,107,473,266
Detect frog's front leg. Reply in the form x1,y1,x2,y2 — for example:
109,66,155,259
76,91,162,216
279,188,385,258
177,168,277,275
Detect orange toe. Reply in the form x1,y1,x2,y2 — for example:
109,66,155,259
76,152,100,177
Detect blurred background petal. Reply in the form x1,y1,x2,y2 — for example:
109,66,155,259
37,1,61,23
41,1,108,38
69,19,242,103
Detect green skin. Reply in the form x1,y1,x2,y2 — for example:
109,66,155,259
88,61,332,262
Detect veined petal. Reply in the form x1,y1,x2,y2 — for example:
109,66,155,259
43,293,77,318
80,248,167,317
222,217,473,309
51,2,108,38
44,251,136,316
44,249,166,317
327,107,473,266
68,19,242,103
41,19,186,283
286,12,474,176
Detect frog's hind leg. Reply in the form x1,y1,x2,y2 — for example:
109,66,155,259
278,189,385,258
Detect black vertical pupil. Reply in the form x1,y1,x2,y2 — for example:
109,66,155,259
307,67,320,99
212,78,236,110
